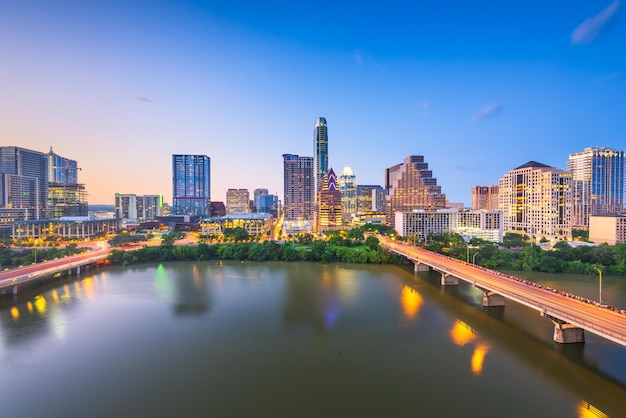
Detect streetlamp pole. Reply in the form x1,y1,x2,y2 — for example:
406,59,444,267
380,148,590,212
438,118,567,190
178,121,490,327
595,267,603,304
473,252,480,266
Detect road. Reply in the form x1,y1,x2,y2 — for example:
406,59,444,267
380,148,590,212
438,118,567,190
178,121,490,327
379,236,626,347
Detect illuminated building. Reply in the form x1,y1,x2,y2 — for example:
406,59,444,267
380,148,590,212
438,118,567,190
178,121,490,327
0,146,48,220
351,211,387,227
317,168,343,233
471,185,499,210
314,117,328,194
11,217,121,240
338,166,357,221
395,208,503,243
283,154,314,221
172,154,211,216
356,185,384,213
253,188,268,212
567,147,624,229
498,161,572,242
226,188,250,214
115,193,163,222
200,213,273,237
385,155,446,226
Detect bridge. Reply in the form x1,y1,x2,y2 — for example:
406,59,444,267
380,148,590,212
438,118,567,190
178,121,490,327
0,245,110,296
379,236,626,347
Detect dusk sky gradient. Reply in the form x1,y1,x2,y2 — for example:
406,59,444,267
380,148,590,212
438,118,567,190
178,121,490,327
2,0,625,205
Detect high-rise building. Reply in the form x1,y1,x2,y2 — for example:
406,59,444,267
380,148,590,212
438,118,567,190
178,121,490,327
226,189,250,214
116,193,164,222
115,193,138,221
385,155,446,226
172,154,211,216
471,185,499,210
47,148,88,219
317,168,342,233
253,188,269,212
259,194,279,217
567,147,624,229
283,154,314,221
356,184,384,213
339,166,357,221
314,117,328,194
498,161,572,242
0,146,48,220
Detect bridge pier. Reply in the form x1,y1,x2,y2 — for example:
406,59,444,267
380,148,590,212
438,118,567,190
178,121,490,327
12,284,18,295
480,290,505,307
545,315,585,344
414,262,429,272
438,271,459,286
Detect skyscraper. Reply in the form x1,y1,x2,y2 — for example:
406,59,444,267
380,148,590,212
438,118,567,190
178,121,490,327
471,185,499,210
253,188,269,212
385,155,446,226
226,188,250,213
283,154,314,220
567,147,624,229
0,146,48,220
47,147,88,219
339,166,357,221
172,154,211,216
317,168,343,233
498,161,572,242
314,117,328,194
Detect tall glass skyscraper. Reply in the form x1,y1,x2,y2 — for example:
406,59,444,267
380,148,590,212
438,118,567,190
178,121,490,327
0,146,48,220
314,117,328,194
568,147,624,228
172,154,211,216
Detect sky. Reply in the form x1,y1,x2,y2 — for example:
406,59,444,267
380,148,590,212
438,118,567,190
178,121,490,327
1,0,625,206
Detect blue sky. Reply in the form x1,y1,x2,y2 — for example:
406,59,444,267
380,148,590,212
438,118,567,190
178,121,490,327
1,0,625,205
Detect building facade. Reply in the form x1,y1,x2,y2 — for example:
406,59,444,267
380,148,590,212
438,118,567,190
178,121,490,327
116,193,163,222
283,154,315,221
589,214,626,245
567,147,624,229
259,194,278,217
0,146,48,220
226,189,250,214
317,168,343,233
498,161,572,242
339,166,357,221
385,155,446,226
200,213,273,237
356,185,384,213
172,154,211,216
314,117,328,194
471,185,499,210
253,188,269,212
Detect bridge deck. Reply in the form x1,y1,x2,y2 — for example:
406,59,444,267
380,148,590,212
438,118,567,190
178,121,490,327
380,237,626,347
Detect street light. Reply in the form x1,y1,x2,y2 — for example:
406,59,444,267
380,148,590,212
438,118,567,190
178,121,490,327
595,267,603,304
473,252,480,266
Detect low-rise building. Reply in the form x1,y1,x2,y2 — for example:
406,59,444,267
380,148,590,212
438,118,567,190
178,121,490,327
200,213,273,237
589,214,626,245
11,217,122,240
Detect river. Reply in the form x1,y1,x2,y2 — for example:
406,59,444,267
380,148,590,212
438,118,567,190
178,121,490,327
0,261,625,418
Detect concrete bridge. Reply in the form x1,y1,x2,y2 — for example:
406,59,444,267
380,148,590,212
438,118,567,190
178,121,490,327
0,246,109,296
380,237,626,347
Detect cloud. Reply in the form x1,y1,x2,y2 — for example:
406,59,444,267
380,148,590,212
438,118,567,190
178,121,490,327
597,70,622,83
469,103,504,124
571,1,621,45
136,96,154,103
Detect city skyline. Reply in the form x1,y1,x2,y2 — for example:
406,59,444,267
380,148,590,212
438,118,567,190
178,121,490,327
2,1,625,205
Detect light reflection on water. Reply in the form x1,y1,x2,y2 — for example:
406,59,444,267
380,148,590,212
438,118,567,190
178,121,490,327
0,262,624,418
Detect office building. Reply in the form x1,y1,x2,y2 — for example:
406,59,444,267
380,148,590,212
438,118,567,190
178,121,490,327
47,148,88,219
226,188,250,214
259,194,278,217
356,185,384,213
498,161,572,242
314,117,328,194
589,214,626,245
0,146,48,220
317,168,343,233
283,154,314,220
385,155,446,226
568,147,624,229
339,166,357,221
253,188,269,212
116,193,163,222
471,185,499,210
172,154,210,216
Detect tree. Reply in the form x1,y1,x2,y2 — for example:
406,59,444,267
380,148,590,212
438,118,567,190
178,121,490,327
365,236,380,250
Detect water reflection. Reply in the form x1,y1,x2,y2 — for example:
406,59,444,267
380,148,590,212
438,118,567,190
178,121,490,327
449,320,490,375
399,285,423,320
577,400,608,418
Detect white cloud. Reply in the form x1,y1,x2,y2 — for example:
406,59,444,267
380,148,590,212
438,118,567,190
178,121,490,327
469,103,504,124
571,1,621,45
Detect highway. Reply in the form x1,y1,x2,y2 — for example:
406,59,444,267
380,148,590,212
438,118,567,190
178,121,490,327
380,236,626,347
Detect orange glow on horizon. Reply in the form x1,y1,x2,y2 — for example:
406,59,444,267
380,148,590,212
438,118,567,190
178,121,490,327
450,320,477,347
400,285,423,320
